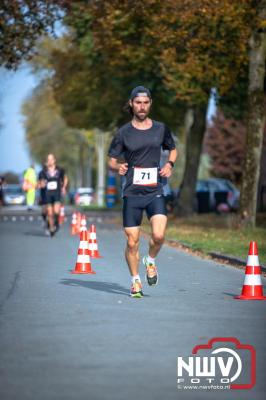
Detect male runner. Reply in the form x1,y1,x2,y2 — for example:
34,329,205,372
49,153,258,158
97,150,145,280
39,154,68,236
108,86,177,298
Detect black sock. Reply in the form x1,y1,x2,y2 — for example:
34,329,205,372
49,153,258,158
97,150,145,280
54,214,59,228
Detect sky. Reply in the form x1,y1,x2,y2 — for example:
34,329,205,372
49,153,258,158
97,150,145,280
0,65,216,176
0,65,38,175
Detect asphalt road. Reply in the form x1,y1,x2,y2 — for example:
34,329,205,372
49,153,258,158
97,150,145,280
0,213,265,400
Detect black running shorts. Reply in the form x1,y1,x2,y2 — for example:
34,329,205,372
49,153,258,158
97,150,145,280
123,195,167,228
39,189,47,205
46,191,61,206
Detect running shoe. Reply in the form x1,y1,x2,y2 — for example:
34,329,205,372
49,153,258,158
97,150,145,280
49,227,56,237
130,279,144,298
143,256,158,286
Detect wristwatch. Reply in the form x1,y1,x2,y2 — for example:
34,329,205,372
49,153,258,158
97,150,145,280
167,161,175,168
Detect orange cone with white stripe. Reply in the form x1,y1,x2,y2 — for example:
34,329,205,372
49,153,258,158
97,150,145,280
71,212,78,235
80,214,87,232
235,241,266,300
71,229,95,274
76,212,81,235
59,205,65,225
88,224,102,258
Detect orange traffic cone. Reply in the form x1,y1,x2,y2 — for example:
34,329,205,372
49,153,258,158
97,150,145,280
59,205,65,225
71,229,96,274
71,212,78,235
88,224,102,258
80,214,87,232
76,212,81,235
235,241,266,300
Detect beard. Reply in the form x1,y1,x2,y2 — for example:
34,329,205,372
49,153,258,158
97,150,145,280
133,109,150,121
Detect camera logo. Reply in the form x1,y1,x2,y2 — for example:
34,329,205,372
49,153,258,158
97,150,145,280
177,337,256,390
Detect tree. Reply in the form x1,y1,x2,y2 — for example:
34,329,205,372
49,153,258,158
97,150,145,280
54,1,185,132
21,1,264,219
83,0,255,215
0,0,68,69
149,0,253,215
22,80,82,184
239,0,266,227
205,111,246,185
3,171,20,183
258,126,266,211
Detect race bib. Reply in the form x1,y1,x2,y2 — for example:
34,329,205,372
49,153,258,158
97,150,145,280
133,167,158,186
47,181,58,190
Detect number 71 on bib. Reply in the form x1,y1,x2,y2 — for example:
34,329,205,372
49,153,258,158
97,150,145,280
133,167,158,186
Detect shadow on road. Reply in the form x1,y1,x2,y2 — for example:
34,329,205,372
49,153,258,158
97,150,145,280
23,231,47,237
223,292,237,298
60,279,132,297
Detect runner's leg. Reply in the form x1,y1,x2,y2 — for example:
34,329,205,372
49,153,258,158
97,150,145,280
54,202,61,229
148,214,167,258
41,205,46,221
26,190,35,209
47,204,55,232
124,227,141,277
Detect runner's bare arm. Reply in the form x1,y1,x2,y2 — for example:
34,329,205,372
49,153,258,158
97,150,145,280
168,148,178,165
62,175,68,195
159,148,178,178
108,158,128,176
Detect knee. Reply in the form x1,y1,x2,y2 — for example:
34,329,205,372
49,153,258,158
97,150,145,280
127,238,139,253
152,232,164,245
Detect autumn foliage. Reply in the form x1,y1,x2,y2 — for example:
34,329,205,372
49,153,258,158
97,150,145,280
205,111,246,185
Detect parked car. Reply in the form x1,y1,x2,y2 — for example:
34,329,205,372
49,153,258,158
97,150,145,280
74,187,95,206
3,184,26,206
197,178,240,211
168,178,240,213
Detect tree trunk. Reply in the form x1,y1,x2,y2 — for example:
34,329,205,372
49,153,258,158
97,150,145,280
176,104,208,217
79,144,87,187
257,126,266,211
239,4,266,228
87,145,93,187
95,129,106,207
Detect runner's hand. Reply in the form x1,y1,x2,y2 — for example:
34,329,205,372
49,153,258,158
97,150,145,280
159,163,173,178
118,163,128,176
39,179,46,189
61,187,66,196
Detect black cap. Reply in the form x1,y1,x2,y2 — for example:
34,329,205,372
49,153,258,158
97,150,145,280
130,86,151,100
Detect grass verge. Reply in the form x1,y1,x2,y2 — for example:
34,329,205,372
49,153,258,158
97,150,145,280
142,213,266,265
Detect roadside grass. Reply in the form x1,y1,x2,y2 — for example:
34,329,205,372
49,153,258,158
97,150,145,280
142,213,266,265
